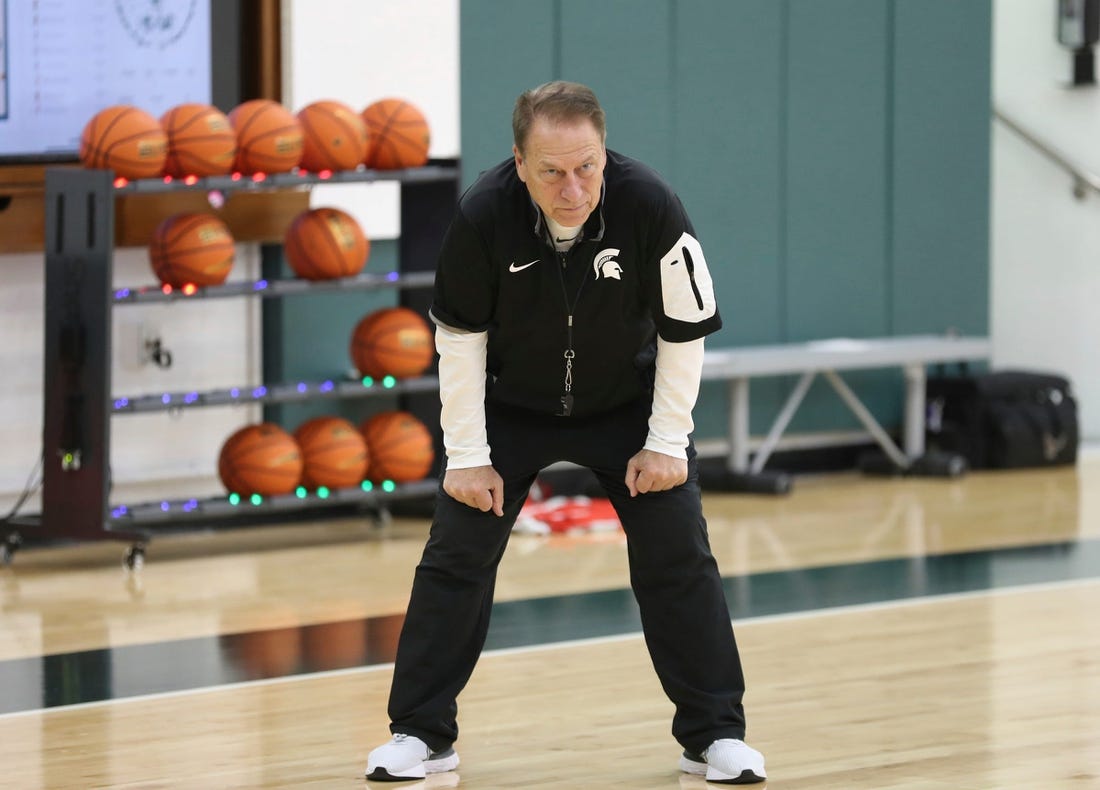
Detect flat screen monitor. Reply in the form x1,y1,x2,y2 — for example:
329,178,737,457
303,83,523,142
0,0,217,163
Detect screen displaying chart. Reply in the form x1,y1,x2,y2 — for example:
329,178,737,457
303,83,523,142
0,0,211,160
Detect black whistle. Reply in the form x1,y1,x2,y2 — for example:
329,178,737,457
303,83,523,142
558,394,574,416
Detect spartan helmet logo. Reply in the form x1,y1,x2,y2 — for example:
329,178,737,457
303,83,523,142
593,248,623,280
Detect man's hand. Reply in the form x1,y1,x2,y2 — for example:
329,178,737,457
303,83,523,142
443,465,505,516
625,449,688,497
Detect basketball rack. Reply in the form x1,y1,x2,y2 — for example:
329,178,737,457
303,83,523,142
17,163,461,568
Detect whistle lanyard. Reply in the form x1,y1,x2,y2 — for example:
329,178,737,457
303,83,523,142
555,248,590,416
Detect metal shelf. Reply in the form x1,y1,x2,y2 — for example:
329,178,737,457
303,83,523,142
111,375,440,414
113,270,436,305
108,478,438,526
33,163,460,557
110,162,461,195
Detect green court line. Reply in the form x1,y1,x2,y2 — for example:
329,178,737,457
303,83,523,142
1,537,1096,715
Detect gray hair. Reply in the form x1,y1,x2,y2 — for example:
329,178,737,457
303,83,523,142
512,81,607,153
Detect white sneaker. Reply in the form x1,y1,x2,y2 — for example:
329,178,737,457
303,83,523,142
679,738,766,784
365,733,460,781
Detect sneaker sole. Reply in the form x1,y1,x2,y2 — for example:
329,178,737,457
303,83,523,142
365,766,425,782
680,755,708,776
425,751,460,774
366,750,459,782
679,755,766,784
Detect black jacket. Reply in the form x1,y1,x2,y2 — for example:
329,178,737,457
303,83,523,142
430,149,722,418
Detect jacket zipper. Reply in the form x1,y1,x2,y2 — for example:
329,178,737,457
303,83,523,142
682,246,705,311
555,247,588,416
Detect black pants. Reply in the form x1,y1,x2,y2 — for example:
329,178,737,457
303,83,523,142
387,398,748,755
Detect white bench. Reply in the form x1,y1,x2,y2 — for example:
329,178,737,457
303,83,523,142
699,334,992,490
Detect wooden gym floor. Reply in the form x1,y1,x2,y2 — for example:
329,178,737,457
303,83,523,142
1,458,1098,788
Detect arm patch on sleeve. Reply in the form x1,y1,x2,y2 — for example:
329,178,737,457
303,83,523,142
659,232,717,323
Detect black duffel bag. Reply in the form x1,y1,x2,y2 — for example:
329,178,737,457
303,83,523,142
926,370,1078,469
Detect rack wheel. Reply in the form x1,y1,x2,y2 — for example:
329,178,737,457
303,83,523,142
1,532,22,566
124,544,146,571
368,507,393,530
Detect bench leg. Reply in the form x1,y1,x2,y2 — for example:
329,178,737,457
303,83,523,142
821,369,910,470
901,363,967,477
903,363,926,458
750,371,816,475
728,378,750,473
708,377,792,494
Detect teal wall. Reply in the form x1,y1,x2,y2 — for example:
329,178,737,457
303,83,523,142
269,0,992,449
460,0,991,440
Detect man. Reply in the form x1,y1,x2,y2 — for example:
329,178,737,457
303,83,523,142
366,81,766,785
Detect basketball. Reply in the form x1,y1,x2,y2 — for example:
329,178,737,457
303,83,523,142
79,104,167,179
361,98,431,170
218,423,303,496
160,103,237,177
297,100,369,172
350,307,434,379
149,213,236,287
293,415,369,489
228,99,304,174
284,207,369,280
359,411,435,482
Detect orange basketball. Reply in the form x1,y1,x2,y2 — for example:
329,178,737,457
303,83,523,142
361,98,430,170
350,307,434,379
149,213,235,287
218,423,303,496
297,100,369,172
228,99,304,174
359,411,435,483
284,207,369,280
293,415,369,489
160,103,237,177
79,105,167,179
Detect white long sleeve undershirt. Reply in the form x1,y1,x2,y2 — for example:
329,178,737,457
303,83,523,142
434,323,493,470
434,323,705,467
644,336,705,459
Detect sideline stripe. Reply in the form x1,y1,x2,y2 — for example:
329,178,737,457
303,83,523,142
1,538,1098,716
1,576,1096,722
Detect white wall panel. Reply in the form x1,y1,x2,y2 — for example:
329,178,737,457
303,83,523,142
992,0,1100,440
0,254,49,507
283,0,460,240
107,245,263,489
0,245,261,510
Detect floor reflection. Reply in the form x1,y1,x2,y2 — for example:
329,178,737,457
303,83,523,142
1,536,1097,715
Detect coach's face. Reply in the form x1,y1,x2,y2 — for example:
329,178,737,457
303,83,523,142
514,116,606,228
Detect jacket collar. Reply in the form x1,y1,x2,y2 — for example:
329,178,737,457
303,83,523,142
529,180,607,247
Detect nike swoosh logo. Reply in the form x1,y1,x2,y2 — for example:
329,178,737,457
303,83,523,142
509,259,539,273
